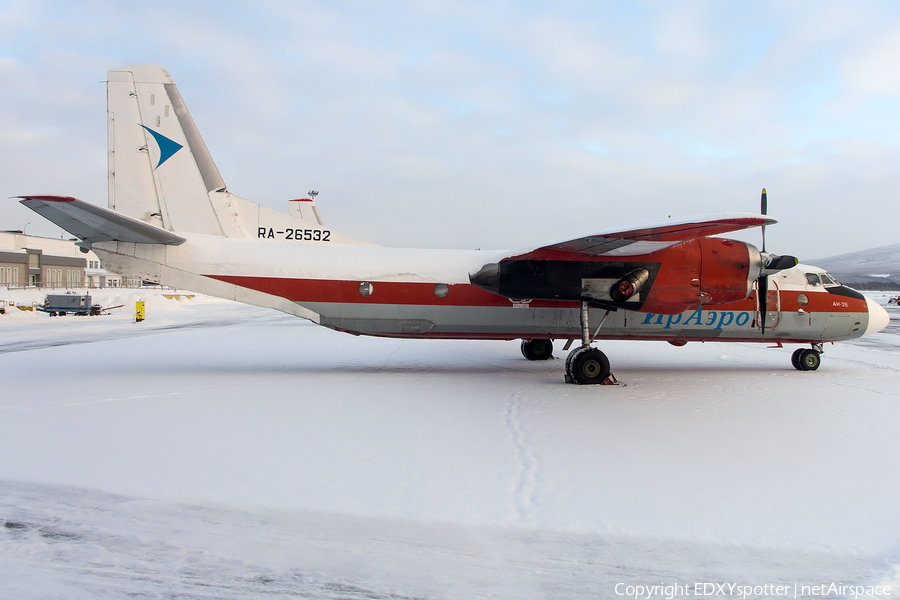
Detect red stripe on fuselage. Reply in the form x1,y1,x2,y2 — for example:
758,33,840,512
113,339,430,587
207,275,869,315
206,274,578,308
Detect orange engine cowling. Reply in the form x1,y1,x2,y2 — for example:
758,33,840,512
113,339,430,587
698,237,761,305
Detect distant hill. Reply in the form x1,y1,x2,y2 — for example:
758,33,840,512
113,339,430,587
807,243,900,290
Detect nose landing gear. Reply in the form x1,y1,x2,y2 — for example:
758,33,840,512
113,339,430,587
791,343,823,371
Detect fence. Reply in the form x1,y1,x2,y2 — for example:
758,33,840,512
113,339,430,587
4,281,181,291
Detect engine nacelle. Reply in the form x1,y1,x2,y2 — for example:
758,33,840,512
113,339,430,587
696,238,761,305
602,238,762,314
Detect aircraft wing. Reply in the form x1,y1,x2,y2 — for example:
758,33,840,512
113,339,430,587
18,196,185,245
470,212,777,309
524,212,775,258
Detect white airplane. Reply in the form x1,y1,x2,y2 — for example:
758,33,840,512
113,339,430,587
20,64,890,384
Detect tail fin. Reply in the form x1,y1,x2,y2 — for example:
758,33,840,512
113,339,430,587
107,64,225,235
107,64,370,245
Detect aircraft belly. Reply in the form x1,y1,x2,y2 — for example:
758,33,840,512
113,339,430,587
299,302,587,337
297,300,869,342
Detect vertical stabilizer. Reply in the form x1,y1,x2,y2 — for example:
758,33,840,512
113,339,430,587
107,64,224,236
105,64,374,246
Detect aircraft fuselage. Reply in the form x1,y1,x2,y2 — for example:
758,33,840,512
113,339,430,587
90,234,880,344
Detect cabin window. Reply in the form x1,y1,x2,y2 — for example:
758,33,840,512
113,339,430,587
434,284,449,298
358,282,374,297
805,273,821,287
798,293,809,306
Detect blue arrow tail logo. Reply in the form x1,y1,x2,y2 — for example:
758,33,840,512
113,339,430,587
140,124,183,168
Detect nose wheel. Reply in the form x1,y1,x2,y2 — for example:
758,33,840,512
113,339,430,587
791,344,822,371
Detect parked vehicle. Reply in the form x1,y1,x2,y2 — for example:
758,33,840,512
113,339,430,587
38,294,100,316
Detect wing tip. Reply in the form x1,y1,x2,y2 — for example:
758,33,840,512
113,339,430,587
17,195,78,204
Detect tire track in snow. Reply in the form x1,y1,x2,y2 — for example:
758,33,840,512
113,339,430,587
505,390,540,525
378,340,404,371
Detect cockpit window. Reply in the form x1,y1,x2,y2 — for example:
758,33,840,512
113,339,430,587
805,273,821,286
821,273,839,286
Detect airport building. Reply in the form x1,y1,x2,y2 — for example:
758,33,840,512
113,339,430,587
0,230,134,289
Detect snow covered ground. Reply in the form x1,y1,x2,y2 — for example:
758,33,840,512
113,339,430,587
2,288,900,598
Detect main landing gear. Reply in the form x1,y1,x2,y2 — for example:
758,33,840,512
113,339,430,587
791,343,823,371
565,302,616,385
520,304,616,384
520,338,554,361
566,346,611,384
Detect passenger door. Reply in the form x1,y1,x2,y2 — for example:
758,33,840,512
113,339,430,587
755,277,781,331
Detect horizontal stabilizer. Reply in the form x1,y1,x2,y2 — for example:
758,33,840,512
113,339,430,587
18,196,185,245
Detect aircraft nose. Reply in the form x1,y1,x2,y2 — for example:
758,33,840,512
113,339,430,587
864,296,890,336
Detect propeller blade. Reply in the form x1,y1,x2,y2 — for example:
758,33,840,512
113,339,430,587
758,275,768,335
760,188,767,253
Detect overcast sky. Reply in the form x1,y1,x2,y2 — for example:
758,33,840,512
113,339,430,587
2,1,899,259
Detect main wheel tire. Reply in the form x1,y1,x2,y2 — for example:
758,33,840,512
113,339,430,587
570,347,611,385
798,349,821,371
565,346,577,373
791,348,804,371
521,338,554,361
